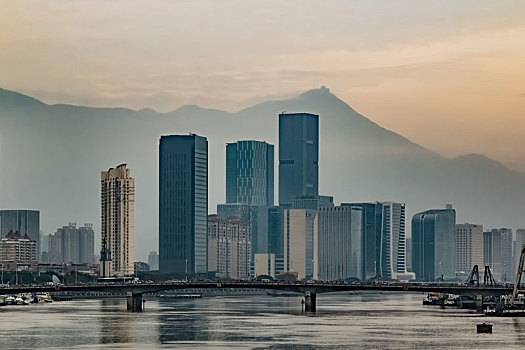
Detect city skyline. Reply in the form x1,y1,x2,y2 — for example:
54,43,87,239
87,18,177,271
1,1,524,171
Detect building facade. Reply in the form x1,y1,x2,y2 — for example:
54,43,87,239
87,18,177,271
315,205,353,281
159,134,208,274
226,140,274,206
412,208,456,281
148,251,159,271
45,223,95,264
455,223,484,273
217,203,268,257
283,209,317,280
278,113,319,206
207,215,251,280
254,253,276,278
0,210,40,259
484,228,513,282
379,202,408,280
0,231,37,266
100,164,135,276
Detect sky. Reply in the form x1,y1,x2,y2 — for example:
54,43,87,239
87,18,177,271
1,0,525,169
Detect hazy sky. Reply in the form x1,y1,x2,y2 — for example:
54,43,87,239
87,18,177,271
1,0,525,168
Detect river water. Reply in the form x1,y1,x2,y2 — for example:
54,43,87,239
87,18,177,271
0,292,523,349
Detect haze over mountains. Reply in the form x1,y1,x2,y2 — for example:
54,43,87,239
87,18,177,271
1,86,524,260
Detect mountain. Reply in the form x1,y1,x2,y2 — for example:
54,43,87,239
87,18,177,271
2,86,525,260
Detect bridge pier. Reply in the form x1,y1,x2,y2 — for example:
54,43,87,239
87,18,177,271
304,291,317,312
126,292,143,312
475,295,483,312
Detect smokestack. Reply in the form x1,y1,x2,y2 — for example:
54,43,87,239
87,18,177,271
445,203,453,210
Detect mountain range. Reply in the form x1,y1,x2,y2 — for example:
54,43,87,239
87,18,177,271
1,86,524,260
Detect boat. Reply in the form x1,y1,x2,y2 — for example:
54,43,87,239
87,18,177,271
477,323,493,333
36,292,53,303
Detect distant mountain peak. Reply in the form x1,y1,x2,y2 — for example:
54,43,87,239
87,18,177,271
0,88,45,107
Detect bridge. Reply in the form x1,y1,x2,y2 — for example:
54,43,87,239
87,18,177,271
0,281,513,312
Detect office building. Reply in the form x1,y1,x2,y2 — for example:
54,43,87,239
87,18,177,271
159,134,208,274
267,206,284,261
380,202,409,280
291,195,334,211
148,251,159,271
45,223,95,264
346,202,383,281
455,223,483,273
484,228,513,282
279,113,319,206
315,205,353,281
101,164,135,276
226,140,274,206
412,206,456,281
254,253,275,278
207,215,251,280
515,229,525,275
283,209,317,280
0,230,37,266
0,210,40,259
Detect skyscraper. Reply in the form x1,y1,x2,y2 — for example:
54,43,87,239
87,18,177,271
380,202,408,280
0,210,40,259
283,209,317,280
159,134,208,274
455,223,483,273
412,207,456,281
278,113,319,206
100,164,135,276
226,140,274,206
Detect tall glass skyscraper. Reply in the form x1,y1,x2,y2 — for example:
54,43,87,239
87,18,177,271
278,113,319,206
159,134,208,274
0,209,40,259
226,140,274,206
412,207,456,281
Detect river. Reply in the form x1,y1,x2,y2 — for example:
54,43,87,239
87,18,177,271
0,292,523,349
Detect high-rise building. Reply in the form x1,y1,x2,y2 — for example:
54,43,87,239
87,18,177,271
380,202,409,280
484,228,513,282
278,113,319,206
217,203,268,258
0,210,40,259
346,202,383,281
100,164,135,276
412,207,456,281
515,229,525,277
455,223,484,274
45,223,95,264
291,195,334,211
207,215,251,280
148,251,159,271
0,231,38,267
315,205,353,281
254,253,275,278
283,209,317,280
159,134,208,274
226,140,274,206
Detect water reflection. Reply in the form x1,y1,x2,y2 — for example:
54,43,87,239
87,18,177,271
157,299,212,344
0,294,524,349
99,299,134,344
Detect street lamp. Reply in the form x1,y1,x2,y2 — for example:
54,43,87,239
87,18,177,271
185,258,188,281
